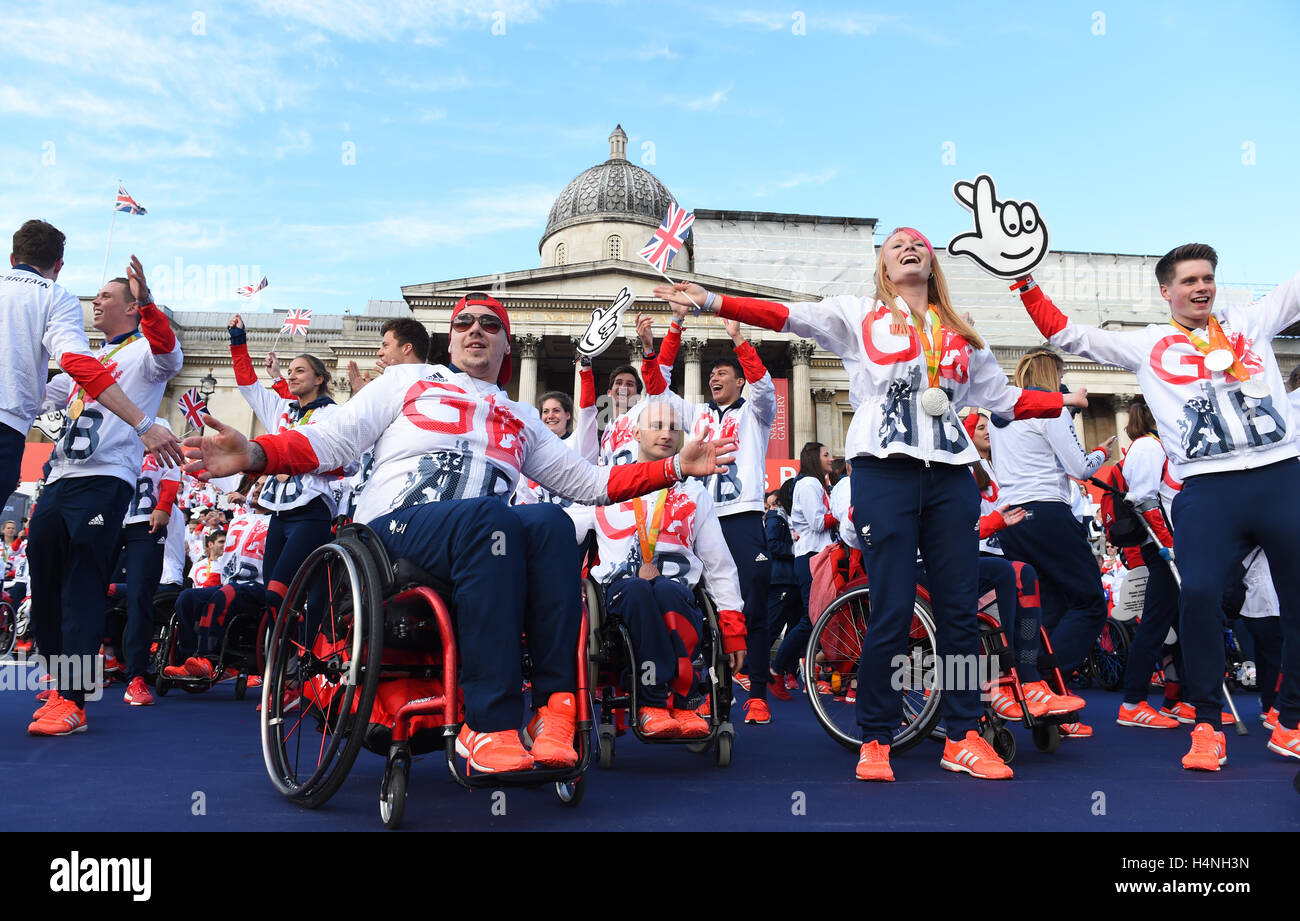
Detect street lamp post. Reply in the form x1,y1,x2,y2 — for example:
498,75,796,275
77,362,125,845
198,370,217,432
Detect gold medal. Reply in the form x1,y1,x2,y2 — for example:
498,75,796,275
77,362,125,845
68,399,84,421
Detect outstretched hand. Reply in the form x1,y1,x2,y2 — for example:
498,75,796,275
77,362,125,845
140,423,185,467
182,414,261,480
996,503,1027,527
1063,388,1089,410
652,282,708,318
677,436,738,479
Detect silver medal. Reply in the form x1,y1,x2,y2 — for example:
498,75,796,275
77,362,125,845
920,387,950,417
1204,349,1233,373
1241,376,1271,400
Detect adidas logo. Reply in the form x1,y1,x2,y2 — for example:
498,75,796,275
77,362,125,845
88,515,105,526
755,553,768,562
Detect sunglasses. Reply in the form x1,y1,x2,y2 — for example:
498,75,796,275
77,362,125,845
451,312,504,334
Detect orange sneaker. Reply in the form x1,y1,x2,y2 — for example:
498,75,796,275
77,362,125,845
743,698,771,724
1059,721,1092,739
1021,681,1085,716
637,706,680,738
32,693,61,721
183,657,214,679
940,731,1014,779
989,687,1026,721
27,697,87,736
455,726,533,774
697,695,711,718
1161,701,1234,725
527,692,579,768
161,662,190,679
1266,722,1300,760
855,740,894,782
671,707,710,739
247,675,263,689
123,676,154,707
1181,722,1226,771
1262,708,1279,730
1117,701,1179,729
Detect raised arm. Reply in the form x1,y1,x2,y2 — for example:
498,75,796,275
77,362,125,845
1045,411,1112,479
227,314,290,432
653,282,859,357
1012,276,1147,371
573,360,599,463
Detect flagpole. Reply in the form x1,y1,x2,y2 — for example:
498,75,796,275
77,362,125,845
649,264,704,313
100,198,118,287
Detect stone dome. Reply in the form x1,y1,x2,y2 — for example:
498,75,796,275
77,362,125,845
541,125,675,247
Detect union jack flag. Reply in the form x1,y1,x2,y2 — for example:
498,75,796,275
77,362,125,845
237,276,268,297
177,388,207,430
638,203,694,274
115,184,147,215
280,308,312,336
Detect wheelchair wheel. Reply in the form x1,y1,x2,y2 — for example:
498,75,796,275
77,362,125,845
234,672,248,701
805,585,942,754
1032,723,1061,754
0,600,15,659
981,722,1016,764
261,536,385,809
714,729,733,768
556,772,586,807
597,728,615,769
379,758,409,830
1088,619,1130,692
153,615,181,697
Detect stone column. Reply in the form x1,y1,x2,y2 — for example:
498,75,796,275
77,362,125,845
789,341,816,451
516,334,541,408
625,336,643,368
682,338,705,403
1113,393,1133,449
812,388,836,451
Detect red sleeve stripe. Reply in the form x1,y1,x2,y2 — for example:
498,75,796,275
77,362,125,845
733,341,767,384
605,457,676,502
157,478,181,514
1020,286,1069,338
1011,388,1065,420
658,321,682,369
641,353,669,396
230,341,258,386
253,430,319,476
58,353,115,399
136,302,177,354
717,294,789,333
272,377,292,398
578,367,596,409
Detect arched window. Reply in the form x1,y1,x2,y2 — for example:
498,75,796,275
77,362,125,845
606,235,622,261
555,242,567,265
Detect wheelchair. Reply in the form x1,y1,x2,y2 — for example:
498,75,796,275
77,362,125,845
152,585,267,700
0,589,16,659
582,574,735,768
260,524,591,830
805,578,1074,762
99,583,182,684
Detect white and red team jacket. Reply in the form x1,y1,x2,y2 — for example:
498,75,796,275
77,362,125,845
230,334,340,515
1019,274,1300,479
218,508,269,586
1120,434,1182,558
829,474,858,552
712,294,1065,464
513,364,599,508
41,303,184,487
791,475,836,558
973,458,1011,556
123,435,182,527
0,264,117,437
641,321,777,516
250,363,691,527
989,406,1108,507
568,478,746,652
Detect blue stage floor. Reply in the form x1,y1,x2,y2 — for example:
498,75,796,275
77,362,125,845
3,666,1298,833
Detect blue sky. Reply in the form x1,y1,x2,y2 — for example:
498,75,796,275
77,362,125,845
2,0,1296,313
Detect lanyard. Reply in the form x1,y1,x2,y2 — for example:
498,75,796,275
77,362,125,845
69,332,141,409
632,489,669,564
1169,317,1248,381
912,308,943,387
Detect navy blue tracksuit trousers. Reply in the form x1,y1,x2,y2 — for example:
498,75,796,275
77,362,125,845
606,576,703,708
994,499,1107,675
772,554,813,676
29,476,133,707
114,521,168,679
373,497,582,732
263,497,333,623
1171,459,1300,731
1121,541,1181,705
850,458,983,744
720,511,771,701
978,556,1043,684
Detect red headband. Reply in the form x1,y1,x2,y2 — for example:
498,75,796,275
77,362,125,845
962,411,982,440
890,226,935,260
450,292,512,388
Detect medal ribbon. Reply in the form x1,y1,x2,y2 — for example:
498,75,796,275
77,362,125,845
1169,317,1249,381
632,488,669,566
913,308,944,388
68,332,142,409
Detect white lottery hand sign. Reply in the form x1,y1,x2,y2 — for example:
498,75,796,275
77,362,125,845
577,286,637,358
948,174,1049,279
33,410,66,440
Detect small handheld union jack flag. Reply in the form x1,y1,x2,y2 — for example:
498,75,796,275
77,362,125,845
177,388,207,430
238,276,268,297
115,184,147,215
280,308,312,336
638,203,694,275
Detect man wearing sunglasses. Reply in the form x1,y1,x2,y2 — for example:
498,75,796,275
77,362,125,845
184,292,738,775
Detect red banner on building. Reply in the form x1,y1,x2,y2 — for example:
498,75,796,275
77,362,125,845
768,377,788,459
764,459,798,493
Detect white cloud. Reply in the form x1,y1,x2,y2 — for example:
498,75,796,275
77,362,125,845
252,0,548,43
754,167,839,197
273,127,315,159
684,82,734,111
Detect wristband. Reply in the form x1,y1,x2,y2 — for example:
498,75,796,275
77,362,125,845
1009,275,1036,293
132,416,155,438
703,290,717,313
669,455,683,482
670,317,684,332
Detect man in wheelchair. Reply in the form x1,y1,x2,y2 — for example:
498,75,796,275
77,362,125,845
182,293,737,776
572,401,746,739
